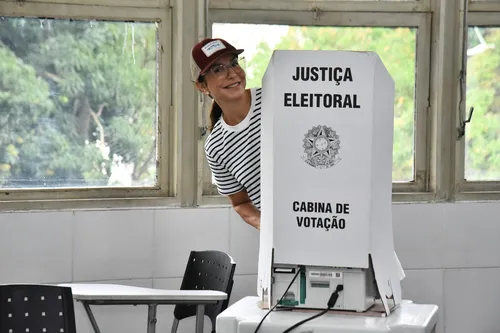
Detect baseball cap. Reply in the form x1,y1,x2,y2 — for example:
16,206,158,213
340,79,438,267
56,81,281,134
190,38,244,82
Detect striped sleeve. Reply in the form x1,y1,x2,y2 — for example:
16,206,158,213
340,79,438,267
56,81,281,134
205,151,244,196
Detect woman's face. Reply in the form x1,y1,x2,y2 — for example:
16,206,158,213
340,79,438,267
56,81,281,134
197,54,246,102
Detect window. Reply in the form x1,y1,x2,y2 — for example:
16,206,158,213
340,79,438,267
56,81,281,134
201,10,431,201
214,23,417,182
464,26,500,181
1,17,158,189
0,1,173,208
456,9,500,199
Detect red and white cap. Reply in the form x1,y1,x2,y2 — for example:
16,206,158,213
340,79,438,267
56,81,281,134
190,38,244,81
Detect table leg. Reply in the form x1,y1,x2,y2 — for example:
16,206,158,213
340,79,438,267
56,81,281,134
82,302,102,333
147,304,158,333
195,304,205,333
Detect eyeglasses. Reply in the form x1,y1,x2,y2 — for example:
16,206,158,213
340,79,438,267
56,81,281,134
205,57,245,78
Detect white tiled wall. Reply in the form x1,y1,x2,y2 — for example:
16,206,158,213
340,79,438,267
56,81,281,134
0,202,499,333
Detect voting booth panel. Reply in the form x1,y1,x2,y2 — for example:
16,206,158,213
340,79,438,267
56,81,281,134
258,50,403,315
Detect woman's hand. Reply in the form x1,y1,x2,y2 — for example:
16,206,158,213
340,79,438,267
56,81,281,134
229,189,261,230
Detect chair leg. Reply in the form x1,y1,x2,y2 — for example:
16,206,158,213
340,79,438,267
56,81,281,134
170,318,179,333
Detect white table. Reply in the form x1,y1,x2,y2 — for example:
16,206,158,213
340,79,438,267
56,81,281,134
59,283,227,333
216,296,439,333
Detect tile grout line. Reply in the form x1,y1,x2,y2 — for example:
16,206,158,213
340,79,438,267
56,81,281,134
71,211,76,283
151,209,157,288
227,207,232,255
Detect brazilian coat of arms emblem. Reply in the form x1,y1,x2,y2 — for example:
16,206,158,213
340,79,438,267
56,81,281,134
302,125,341,169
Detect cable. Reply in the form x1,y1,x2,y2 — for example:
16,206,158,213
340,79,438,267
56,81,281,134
282,284,344,333
253,267,302,333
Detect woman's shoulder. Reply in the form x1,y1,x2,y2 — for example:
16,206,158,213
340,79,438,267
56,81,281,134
250,87,263,114
204,122,223,152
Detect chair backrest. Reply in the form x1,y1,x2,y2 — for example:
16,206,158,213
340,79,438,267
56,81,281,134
173,250,236,331
0,284,77,333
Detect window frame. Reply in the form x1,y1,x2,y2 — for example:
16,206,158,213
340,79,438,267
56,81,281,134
454,11,500,201
14,0,169,7
469,1,500,12
208,0,432,13
0,0,176,210
199,8,433,205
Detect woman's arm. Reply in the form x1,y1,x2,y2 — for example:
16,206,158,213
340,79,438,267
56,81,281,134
204,140,259,229
228,189,261,230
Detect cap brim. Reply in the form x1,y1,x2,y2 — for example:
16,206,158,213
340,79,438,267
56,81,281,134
199,49,244,76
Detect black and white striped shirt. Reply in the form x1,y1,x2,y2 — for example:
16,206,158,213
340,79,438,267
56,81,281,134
204,88,262,208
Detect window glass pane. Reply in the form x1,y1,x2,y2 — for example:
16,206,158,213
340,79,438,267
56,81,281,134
210,23,416,182
465,26,500,181
0,17,159,189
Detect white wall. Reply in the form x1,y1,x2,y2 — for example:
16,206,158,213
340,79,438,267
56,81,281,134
0,202,499,333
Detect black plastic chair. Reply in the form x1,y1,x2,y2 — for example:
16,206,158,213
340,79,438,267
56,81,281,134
0,284,77,333
170,250,236,333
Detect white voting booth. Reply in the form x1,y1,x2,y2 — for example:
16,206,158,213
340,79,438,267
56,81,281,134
215,49,439,333
258,49,406,316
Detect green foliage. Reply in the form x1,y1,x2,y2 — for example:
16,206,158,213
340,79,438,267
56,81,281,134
0,18,158,188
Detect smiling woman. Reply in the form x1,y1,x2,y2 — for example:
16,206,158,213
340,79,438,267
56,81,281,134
191,38,262,230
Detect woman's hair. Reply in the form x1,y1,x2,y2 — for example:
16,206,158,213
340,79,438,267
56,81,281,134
208,100,223,131
198,76,223,131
